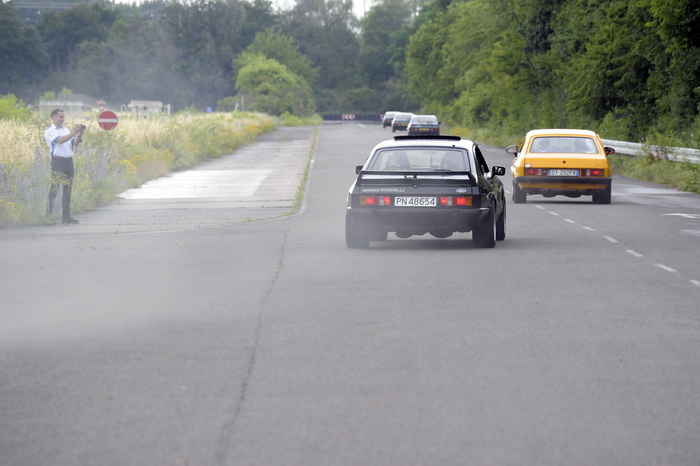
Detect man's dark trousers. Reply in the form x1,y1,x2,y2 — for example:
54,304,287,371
47,156,74,221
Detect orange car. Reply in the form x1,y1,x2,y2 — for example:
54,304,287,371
507,129,615,204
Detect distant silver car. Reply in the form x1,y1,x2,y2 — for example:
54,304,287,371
391,112,414,132
407,114,440,136
382,111,399,128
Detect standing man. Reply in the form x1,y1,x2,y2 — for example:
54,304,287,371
45,108,84,224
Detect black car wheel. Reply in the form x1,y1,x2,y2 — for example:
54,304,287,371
370,228,388,241
594,184,612,204
473,203,496,248
346,214,370,248
496,201,506,241
512,182,526,203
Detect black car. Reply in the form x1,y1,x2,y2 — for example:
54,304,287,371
346,135,507,248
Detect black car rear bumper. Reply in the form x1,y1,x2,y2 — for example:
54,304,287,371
347,207,488,232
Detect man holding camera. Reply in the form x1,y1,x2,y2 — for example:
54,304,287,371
45,108,84,224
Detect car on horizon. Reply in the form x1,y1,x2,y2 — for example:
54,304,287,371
391,112,414,132
507,129,615,204
407,114,440,136
382,111,399,128
346,135,507,248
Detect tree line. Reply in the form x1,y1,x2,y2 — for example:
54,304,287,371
1,0,699,143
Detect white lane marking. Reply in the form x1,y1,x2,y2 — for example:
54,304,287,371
549,211,560,216
691,280,700,288
655,264,678,273
603,235,619,243
564,218,577,223
582,226,596,231
627,250,644,257
535,205,545,210
663,213,700,219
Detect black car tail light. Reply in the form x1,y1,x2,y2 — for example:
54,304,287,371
439,196,472,206
360,195,391,206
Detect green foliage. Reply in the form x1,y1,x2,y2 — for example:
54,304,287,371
359,2,412,86
0,3,49,94
240,30,319,86
216,96,241,112
0,95,31,121
236,55,315,116
609,155,700,194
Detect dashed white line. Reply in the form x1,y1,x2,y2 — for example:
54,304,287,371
534,207,698,291
655,264,678,273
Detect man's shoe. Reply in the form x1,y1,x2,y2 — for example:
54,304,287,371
62,217,79,224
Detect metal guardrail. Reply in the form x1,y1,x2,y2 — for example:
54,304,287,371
601,139,700,164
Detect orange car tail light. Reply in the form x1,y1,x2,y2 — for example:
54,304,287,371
525,168,548,176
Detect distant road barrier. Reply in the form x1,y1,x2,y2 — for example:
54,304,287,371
602,139,700,164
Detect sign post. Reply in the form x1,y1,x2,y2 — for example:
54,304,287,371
98,110,118,130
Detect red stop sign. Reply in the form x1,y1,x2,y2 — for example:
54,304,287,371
98,110,118,130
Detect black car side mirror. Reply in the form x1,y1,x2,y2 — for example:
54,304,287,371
604,147,616,156
505,145,518,156
492,166,506,176
356,165,363,174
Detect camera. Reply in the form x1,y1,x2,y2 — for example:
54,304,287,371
77,124,86,130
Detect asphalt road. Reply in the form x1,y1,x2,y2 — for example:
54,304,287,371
1,123,700,466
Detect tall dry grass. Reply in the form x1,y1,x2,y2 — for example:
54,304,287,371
0,111,275,228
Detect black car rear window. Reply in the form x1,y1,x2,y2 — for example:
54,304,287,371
369,148,470,171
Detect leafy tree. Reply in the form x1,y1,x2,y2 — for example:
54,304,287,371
640,0,700,133
280,0,360,89
37,3,118,73
0,94,31,121
0,3,49,95
236,54,315,116
359,2,412,86
239,29,319,86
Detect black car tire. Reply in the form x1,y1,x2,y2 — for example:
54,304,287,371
473,203,496,248
496,201,506,241
370,228,388,241
346,215,370,248
512,182,526,203
594,184,612,204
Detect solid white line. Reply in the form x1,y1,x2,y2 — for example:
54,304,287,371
582,226,596,231
626,250,644,257
655,264,678,272
564,218,577,223
603,235,618,243
691,280,700,288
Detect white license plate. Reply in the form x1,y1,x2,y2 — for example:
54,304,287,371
395,196,436,207
549,169,579,176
